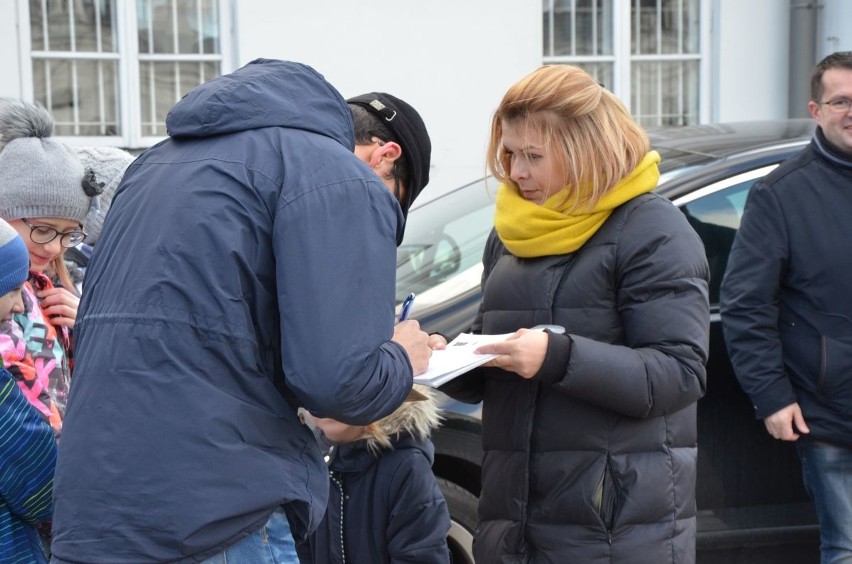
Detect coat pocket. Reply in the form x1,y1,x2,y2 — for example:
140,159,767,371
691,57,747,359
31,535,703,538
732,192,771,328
816,334,852,413
593,454,621,534
780,307,852,413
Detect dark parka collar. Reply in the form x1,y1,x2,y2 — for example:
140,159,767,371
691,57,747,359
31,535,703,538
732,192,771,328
329,434,434,473
812,126,852,170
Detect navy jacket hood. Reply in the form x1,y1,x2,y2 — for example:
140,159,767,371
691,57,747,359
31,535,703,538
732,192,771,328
167,58,354,149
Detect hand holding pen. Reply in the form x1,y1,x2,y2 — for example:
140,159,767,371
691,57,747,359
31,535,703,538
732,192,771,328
397,293,447,351
392,293,431,374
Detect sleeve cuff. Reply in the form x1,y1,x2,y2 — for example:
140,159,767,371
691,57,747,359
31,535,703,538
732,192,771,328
533,332,572,385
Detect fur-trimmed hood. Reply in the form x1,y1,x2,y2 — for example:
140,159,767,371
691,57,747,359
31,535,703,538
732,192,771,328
361,384,442,453
297,384,443,461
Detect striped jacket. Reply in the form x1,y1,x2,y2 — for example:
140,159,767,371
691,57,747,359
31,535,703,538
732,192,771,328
0,366,56,563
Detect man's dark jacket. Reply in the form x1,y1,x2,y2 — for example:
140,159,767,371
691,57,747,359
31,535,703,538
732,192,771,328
721,130,852,447
51,59,414,562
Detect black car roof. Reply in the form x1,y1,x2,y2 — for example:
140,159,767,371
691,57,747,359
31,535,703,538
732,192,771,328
650,119,815,175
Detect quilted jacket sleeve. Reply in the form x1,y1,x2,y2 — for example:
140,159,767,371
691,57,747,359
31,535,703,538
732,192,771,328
557,197,710,418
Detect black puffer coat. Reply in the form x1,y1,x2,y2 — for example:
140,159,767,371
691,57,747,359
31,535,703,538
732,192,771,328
443,193,710,563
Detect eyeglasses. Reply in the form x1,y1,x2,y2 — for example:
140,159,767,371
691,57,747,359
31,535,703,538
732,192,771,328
21,218,87,248
819,98,852,113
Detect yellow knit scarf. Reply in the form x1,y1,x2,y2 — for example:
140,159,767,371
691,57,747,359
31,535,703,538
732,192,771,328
494,151,661,258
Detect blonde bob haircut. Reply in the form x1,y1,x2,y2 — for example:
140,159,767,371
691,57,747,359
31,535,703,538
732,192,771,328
487,65,651,211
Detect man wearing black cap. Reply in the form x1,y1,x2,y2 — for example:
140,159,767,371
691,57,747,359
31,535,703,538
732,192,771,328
348,92,431,240
51,59,435,563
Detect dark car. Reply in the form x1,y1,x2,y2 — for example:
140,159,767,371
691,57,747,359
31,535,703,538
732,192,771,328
396,120,820,564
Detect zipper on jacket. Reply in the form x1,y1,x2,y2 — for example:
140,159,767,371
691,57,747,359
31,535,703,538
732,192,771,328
596,453,621,544
515,383,540,555
330,470,346,564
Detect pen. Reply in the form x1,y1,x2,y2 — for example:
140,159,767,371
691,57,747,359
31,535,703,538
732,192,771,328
399,293,416,322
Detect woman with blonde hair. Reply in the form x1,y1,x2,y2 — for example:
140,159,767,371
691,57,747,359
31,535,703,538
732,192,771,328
440,65,710,563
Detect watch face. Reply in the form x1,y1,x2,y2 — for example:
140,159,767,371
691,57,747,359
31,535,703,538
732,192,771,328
531,324,565,334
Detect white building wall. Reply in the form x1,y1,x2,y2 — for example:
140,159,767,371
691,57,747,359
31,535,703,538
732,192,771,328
234,0,541,202
712,0,790,122
821,0,852,56
0,3,24,98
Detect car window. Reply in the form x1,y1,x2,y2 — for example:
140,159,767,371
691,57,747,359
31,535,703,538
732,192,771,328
397,178,497,303
674,165,778,307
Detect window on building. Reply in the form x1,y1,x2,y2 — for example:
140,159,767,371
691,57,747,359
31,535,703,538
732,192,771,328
543,0,704,127
23,0,230,146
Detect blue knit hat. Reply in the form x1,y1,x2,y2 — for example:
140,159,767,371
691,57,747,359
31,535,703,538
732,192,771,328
0,218,29,296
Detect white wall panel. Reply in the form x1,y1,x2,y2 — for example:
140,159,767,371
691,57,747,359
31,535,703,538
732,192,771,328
713,0,790,122
0,3,23,98
235,0,542,202
821,0,852,56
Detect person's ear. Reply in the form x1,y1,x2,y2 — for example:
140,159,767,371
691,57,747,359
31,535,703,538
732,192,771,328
369,141,402,168
807,100,822,122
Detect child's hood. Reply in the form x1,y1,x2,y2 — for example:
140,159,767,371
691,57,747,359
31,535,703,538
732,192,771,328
362,384,442,453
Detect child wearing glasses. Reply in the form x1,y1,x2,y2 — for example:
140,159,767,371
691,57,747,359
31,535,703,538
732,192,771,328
0,98,103,435
0,217,57,563
297,385,451,564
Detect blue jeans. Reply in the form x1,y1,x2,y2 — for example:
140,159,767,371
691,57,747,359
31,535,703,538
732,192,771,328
798,439,852,564
200,508,298,564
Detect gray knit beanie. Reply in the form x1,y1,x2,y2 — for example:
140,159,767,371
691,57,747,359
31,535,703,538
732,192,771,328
0,98,97,225
74,146,135,245
0,218,29,296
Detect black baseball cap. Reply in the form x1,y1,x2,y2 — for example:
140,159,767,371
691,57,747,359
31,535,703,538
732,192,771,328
346,92,431,218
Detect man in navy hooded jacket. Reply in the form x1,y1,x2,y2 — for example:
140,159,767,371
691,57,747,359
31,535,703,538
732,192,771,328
50,59,433,562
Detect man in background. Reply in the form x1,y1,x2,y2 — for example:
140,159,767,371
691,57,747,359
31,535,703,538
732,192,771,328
721,51,852,563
